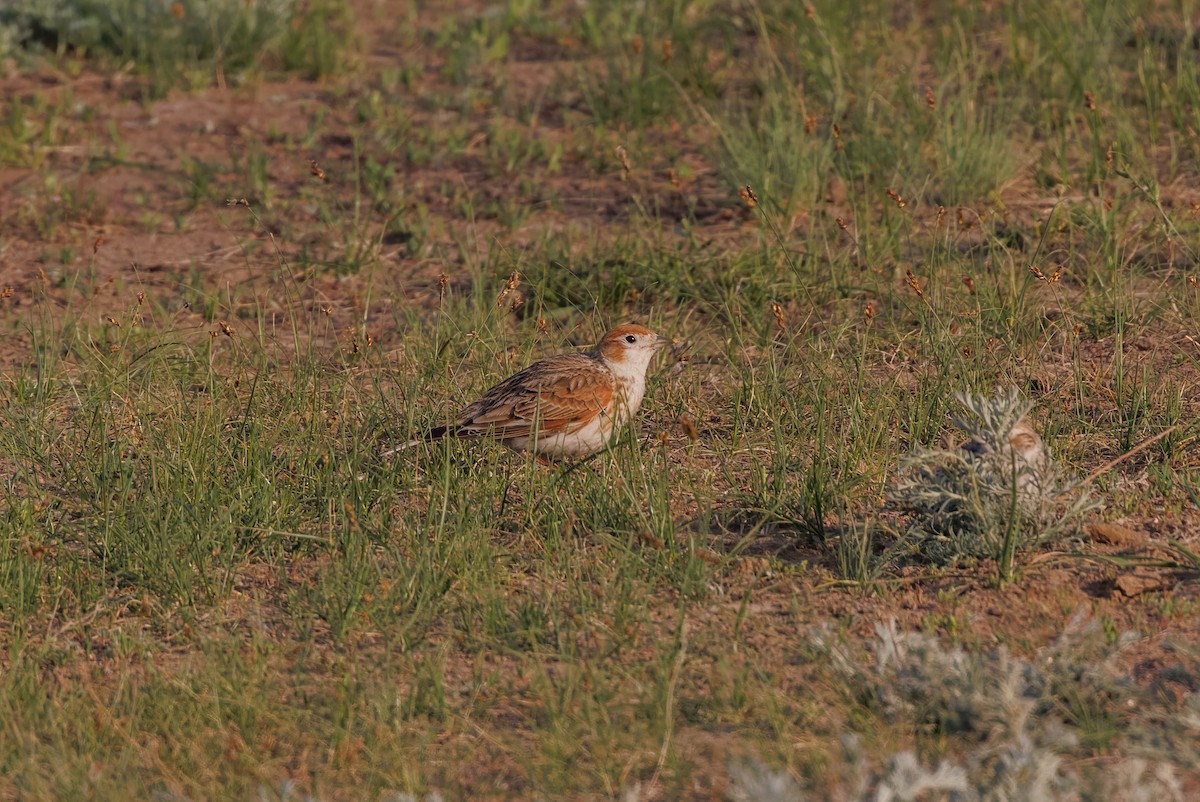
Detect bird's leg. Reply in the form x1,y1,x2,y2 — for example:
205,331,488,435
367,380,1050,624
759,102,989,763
527,452,602,512
497,458,515,521
562,452,602,476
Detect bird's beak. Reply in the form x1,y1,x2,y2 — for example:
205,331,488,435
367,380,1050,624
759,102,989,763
656,335,673,348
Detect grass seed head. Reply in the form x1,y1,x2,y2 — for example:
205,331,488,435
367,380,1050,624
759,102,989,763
770,301,786,330
309,159,327,180
679,413,699,441
496,272,521,307
615,145,631,180
739,184,758,208
1030,264,1063,284
904,269,924,299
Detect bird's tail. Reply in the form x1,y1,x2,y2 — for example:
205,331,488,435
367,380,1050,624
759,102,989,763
380,425,451,458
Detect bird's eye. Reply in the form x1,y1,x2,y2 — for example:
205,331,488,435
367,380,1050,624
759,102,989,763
625,335,637,343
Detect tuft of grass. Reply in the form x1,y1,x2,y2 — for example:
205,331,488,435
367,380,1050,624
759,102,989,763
0,0,355,97
574,0,731,129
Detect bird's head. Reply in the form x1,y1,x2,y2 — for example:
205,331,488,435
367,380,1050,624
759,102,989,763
595,324,671,375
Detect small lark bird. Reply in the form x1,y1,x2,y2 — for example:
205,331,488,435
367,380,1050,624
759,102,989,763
961,414,1048,493
385,325,671,461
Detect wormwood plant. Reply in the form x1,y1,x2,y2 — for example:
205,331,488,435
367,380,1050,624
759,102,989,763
890,390,1098,586
725,616,1199,802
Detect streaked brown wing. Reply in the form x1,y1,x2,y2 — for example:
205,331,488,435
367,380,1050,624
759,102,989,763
454,354,613,440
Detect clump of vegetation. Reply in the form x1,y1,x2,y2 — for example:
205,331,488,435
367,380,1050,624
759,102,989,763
0,0,352,96
890,390,1099,585
729,616,1200,802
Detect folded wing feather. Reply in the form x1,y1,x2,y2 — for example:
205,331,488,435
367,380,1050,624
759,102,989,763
454,355,614,440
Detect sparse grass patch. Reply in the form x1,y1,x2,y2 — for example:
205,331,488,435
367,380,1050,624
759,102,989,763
574,0,733,128
2,0,1200,798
